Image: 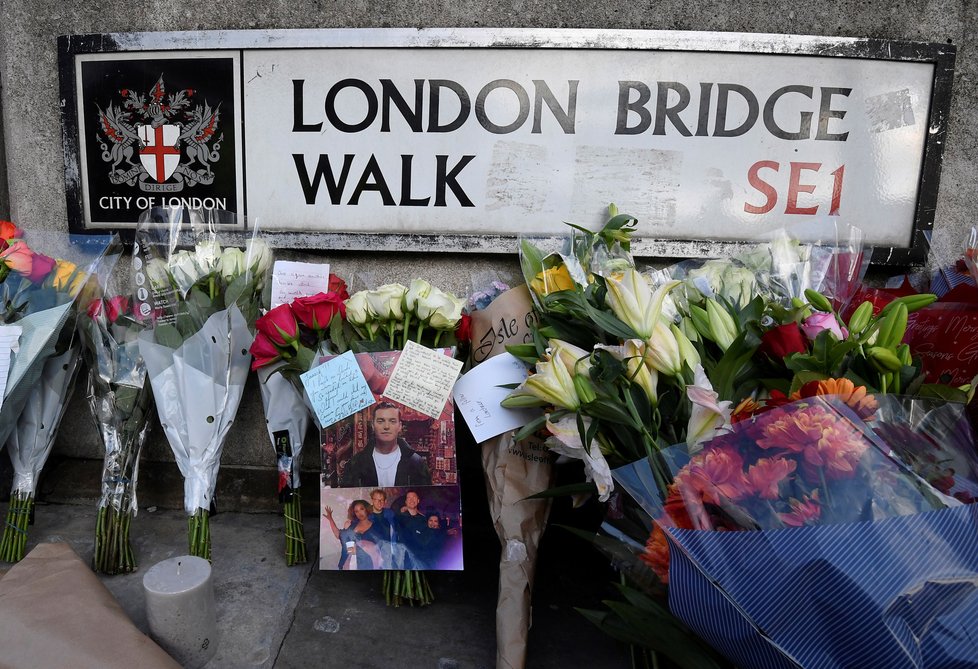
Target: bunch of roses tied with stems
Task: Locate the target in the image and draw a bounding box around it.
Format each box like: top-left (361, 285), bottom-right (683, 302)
top-left (0, 225), bottom-right (114, 563)
top-left (250, 273), bottom-right (349, 566)
top-left (134, 207), bottom-right (271, 561)
top-left (78, 245), bottom-right (159, 574)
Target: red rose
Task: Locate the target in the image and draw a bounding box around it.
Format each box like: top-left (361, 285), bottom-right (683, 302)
top-left (455, 312), bottom-right (472, 342)
top-left (106, 295), bottom-right (130, 323)
top-left (87, 298), bottom-right (104, 320)
top-left (328, 274), bottom-right (349, 300)
top-left (758, 323), bottom-right (807, 360)
top-left (27, 252), bottom-right (56, 284)
top-left (292, 292), bottom-right (344, 331)
top-left (256, 303), bottom-right (299, 347)
top-left (250, 330), bottom-right (283, 370)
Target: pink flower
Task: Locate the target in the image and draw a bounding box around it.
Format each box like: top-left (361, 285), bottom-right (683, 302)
top-left (249, 331), bottom-right (283, 371)
top-left (683, 446), bottom-right (748, 504)
top-left (0, 240), bottom-right (34, 277)
top-left (757, 405), bottom-right (834, 455)
top-left (800, 312), bottom-right (847, 342)
top-left (802, 423), bottom-right (868, 481)
top-left (27, 252), bottom-right (56, 284)
top-left (292, 292), bottom-right (344, 331)
top-left (255, 303), bottom-right (299, 347)
top-left (779, 492), bottom-right (821, 527)
top-left (747, 456), bottom-right (797, 500)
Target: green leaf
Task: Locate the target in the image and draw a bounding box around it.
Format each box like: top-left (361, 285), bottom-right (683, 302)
top-left (224, 274), bottom-right (249, 311)
top-left (789, 370), bottom-right (830, 396)
top-left (155, 323), bottom-right (184, 349)
top-left (505, 343), bottom-right (540, 364)
top-left (512, 413), bottom-right (550, 441)
top-left (916, 383), bottom-right (969, 403)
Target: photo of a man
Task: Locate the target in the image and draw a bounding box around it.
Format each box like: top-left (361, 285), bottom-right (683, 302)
top-left (339, 402), bottom-right (431, 487)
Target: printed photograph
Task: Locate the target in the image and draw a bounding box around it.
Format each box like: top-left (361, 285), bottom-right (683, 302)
top-left (319, 486), bottom-right (463, 571)
top-left (321, 350), bottom-right (457, 488)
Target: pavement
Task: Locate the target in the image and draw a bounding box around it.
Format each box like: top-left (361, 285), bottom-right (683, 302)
top-left (0, 456), bottom-right (630, 669)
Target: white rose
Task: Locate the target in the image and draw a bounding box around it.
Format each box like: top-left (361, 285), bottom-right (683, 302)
top-left (245, 238), bottom-right (273, 283)
top-left (219, 247), bottom-right (247, 281)
top-left (404, 278), bottom-right (433, 314)
top-left (365, 283), bottom-right (408, 321)
top-left (419, 288), bottom-right (464, 330)
top-left (144, 257), bottom-right (171, 290)
top-left (168, 250), bottom-right (203, 294)
top-left (345, 290), bottom-right (373, 326)
top-left (194, 240), bottom-right (222, 273)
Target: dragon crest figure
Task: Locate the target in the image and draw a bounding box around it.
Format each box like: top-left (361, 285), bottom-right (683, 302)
top-left (96, 75), bottom-right (223, 190)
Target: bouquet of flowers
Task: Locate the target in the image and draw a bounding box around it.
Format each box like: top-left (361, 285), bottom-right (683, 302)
top-left (342, 280), bottom-right (468, 607)
top-left (134, 208), bottom-right (270, 560)
top-left (502, 207), bottom-right (702, 496)
top-left (501, 209), bottom-right (978, 666)
top-left (0, 225), bottom-right (115, 562)
top-left (77, 251), bottom-right (156, 574)
top-left (250, 273), bottom-right (349, 565)
top-left (613, 392), bottom-right (978, 669)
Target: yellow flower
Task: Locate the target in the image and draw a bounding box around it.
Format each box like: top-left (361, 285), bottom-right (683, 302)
top-left (51, 259), bottom-right (85, 295)
top-left (530, 264), bottom-right (575, 296)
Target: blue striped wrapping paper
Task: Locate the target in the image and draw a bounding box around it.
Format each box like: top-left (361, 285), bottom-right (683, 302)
top-left (614, 460), bottom-right (978, 669)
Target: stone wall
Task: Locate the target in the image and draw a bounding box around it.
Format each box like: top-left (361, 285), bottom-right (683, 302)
top-left (0, 1), bottom-right (976, 471)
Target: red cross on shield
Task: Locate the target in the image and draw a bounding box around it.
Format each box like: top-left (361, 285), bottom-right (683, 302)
top-left (138, 125), bottom-right (180, 183)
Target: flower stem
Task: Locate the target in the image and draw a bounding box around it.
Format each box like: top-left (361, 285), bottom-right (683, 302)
top-left (93, 505), bottom-right (137, 575)
top-left (283, 492), bottom-right (308, 566)
top-left (188, 508), bottom-right (211, 561)
top-left (383, 569), bottom-right (433, 607)
top-left (0, 492), bottom-right (33, 563)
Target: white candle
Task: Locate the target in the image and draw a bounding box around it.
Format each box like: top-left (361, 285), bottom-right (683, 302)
top-left (143, 555), bottom-right (219, 668)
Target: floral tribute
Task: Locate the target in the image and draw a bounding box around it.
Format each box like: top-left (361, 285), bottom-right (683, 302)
top-left (0, 224), bottom-right (114, 562)
top-left (250, 273), bottom-right (349, 566)
top-left (135, 209), bottom-right (270, 560)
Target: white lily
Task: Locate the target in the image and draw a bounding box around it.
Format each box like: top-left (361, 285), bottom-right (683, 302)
top-left (503, 356), bottom-right (580, 411)
top-left (685, 364), bottom-right (732, 452)
top-left (595, 339), bottom-right (658, 405)
top-left (646, 319), bottom-right (683, 377)
top-left (545, 413), bottom-right (613, 501)
top-left (605, 271), bottom-right (679, 339)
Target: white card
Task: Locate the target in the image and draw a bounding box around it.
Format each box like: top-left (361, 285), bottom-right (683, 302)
top-left (382, 340), bottom-right (463, 419)
top-left (270, 260), bottom-right (332, 308)
top-left (452, 352), bottom-right (542, 442)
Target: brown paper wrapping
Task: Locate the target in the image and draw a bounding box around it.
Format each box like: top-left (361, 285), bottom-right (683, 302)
top-left (0, 543), bottom-right (181, 669)
top-left (482, 433), bottom-right (554, 669)
top-left (470, 284), bottom-right (554, 669)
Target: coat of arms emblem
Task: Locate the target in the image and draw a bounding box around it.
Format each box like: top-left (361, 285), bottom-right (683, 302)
top-left (96, 76), bottom-right (222, 194)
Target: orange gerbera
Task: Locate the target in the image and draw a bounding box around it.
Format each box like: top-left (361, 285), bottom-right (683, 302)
top-left (791, 378), bottom-right (877, 419)
top-left (731, 397), bottom-right (765, 424)
top-left (640, 523), bottom-right (672, 583)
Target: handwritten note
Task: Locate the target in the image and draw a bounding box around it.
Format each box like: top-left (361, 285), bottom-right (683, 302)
top-left (0, 326), bottom-right (22, 407)
top-left (453, 352), bottom-right (542, 443)
top-left (470, 284), bottom-right (538, 365)
top-left (270, 260), bottom-right (332, 308)
top-left (383, 340), bottom-right (464, 419)
top-left (300, 350), bottom-right (376, 428)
